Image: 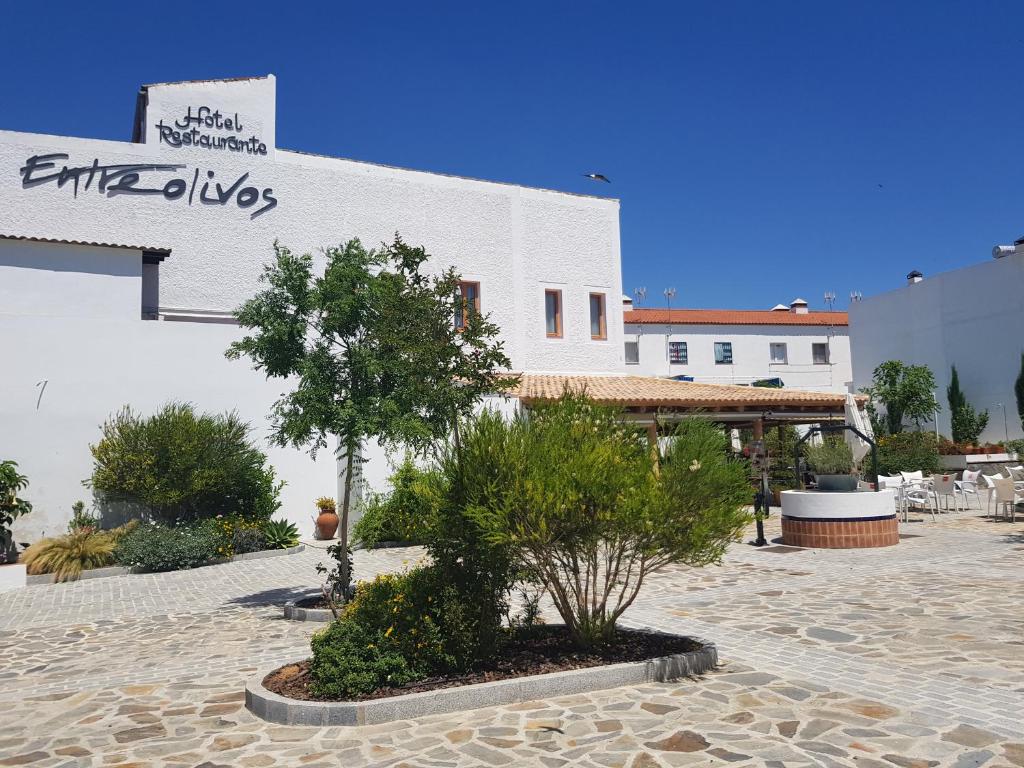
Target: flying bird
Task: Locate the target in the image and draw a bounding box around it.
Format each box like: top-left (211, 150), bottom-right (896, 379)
top-left (583, 173), bottom-right (610, 183)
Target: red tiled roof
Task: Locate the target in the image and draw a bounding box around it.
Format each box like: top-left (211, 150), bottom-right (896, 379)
top-left (514, 374), bottom-right (864, 410)
top-left (624, 309), bottom-right (848, 326)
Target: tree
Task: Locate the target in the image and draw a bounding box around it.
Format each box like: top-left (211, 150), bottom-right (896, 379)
top-left (946, 365), bottom-right (988, 445)
top-left (860, 360), bottom-right (938, 434)
top-left (227, 236), bottom-right (513, 600)
top-left (463, 394), bottom-right (752, 648)
top-left (1016, 352), bottom-right (1024, 433)
top-left (0, 460), bottom-right (32, 564)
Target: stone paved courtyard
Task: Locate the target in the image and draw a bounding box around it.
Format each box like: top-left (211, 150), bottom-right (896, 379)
top-left (2, 512), bottom-right (1023, 768)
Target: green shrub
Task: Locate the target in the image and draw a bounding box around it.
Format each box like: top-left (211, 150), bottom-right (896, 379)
top-left (263, 518), bottom-right (300, 549)
top-left (232, 526), bottom-right (269, 554)
top-left (88, 403), bottom-right (282, 525)
top-left (461, 395), bottom-right (752, 648)
top-left (876, 431), bottom-right (940, 476)
top-left (803, 438), bottom-right (855, 475)
top-left (352, 456), bottom-right (439, 547)
top-left (1006, 438), bottom-right (1024, 457)
top-left (1, 460), bottom-right (32, 564)
top-left (113, 522), bottom-right (220, 572)
top-left (309, 619), bottom-right (420, 699)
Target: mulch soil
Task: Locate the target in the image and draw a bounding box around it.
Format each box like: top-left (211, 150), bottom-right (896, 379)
top-left (263, 625), bottom-right (702, 702)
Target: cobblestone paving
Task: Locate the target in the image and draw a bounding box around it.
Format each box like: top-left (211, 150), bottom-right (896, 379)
top-left (2, 515), bottom-right (1023, 767)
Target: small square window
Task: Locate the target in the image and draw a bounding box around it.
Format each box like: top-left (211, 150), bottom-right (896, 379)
top-left (668, 341), bottom-right (688, 365)
top-left (812, 342), bottom-right (830, 365)
top-left (714, 341), bottom-right (733, 365)
top-left (625, 340), bottom-right (639, 364)
top-left (545, 289), bottom-right (562, 338)
top-left (589, 293), bottom-right (607, 340)
top-left (770, 342), bottom-right (788, 364)
top-left (455, 281), bottom-right (480, 330)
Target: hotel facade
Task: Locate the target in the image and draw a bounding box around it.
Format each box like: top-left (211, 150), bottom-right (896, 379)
top-left (0, 75), bottom-right (625, 539)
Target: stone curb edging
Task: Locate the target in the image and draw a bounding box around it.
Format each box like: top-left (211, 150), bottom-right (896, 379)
top-left (24, 544), bottom-right (306, 586)
top-left (283, 596), bottom-right (335, 622)
top-left (245, 638), bottom-right (717, 726)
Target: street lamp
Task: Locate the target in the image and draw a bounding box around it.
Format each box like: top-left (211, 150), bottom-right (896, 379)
top-left (663, 288), bottom-right (677, 367)
top-left (998, 403), bottom-right (1009, 443)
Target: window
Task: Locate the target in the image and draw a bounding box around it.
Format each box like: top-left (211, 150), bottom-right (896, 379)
top-left (668, 341), bottom-right (688, 364)
top-left (545, 289), bottom-right (562, 338)
top-left (455, 281), bottom-right (480, 330)
top-left (714, 341), bottom-right (733, 364)
top-left (625, 340), bottom-right (639, 364)
top-left (812, 342), bottom-right (830, 365)
top-left (589, 292), bottom-right (607, 340)
top-left (769, 342), bottom-right (788, 364)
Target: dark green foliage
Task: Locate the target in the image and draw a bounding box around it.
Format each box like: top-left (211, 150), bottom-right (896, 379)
top-left (308, 620), bottom-right (420, 699)
top-left (0, 460), bottom-right (32, 564)
top-left (352, 456), bottom-right (439, 546)
top-left (803, 438), bottom-right (855, 475)
top-left (232, 526), bottom-right (269, 555)
top-left (861, 361), bottom-right (938, 434)
top-left (947, 366), bottom-right (989, 445)
top-left (1016, 352), bottom-right (1024, 432)
top-left (876, 431), bottom-right (940, 476)
top-left (227, 237), bottom-right (514, 601)
top-left (113, 523), bottom-right (220, 572)
top-left (68, 501), bottom-right (100, 533)
top-left (89, 403), bottom-right (281, 525)
top-left (263, 518), bottom-right (300, 549)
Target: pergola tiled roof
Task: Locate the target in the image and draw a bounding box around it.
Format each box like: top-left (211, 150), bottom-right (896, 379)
top-left (513, 374), bottom-right (864, 422)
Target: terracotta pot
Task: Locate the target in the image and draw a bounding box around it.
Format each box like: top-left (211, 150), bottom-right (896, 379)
top-left (315, 511), bottom-right (339, 540)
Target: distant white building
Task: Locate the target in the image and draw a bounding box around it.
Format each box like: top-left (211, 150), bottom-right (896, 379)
top-left (623, 298), bottom-right (852, 394)
top-left (849, 246), bottom-right (1024, 443)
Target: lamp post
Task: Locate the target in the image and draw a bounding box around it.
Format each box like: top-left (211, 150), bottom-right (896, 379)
top-left (663, 288), bottom-right (676, 368)
top-left (998, 403), bottom-right (1009, 443)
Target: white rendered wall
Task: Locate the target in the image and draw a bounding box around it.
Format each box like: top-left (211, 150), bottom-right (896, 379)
top-left (623, 323), bottom-right (852, 394)
top-left (0, 75), bottom-right (624, 376)
top-left (849, 252), bottom-right (1024, 442)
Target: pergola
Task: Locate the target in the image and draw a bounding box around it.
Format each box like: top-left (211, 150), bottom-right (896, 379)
top-left (513, 374), bottom-right (866, 444)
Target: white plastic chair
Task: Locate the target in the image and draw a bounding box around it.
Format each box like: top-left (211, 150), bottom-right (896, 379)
top-left (982, 474), bottom-right (1002, 516)
top-left (878, 475), bottom-right (908, 520)
top-left (900, 470), bottom-right (924, 484)
top-left (956, 469), bottom-right (982, 509)
top-left (930, 473), bottom-right (960, 514)
top-left (991, 477), bottom-right (1020, 522)
top-left (903, 481), bottom-right (937, 521)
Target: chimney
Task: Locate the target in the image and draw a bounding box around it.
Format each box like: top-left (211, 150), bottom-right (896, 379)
top-left (622, 294), bottom-right (633, 308)
top-left (789, 298), bottom-right (809, 314)
top-left (770, 303), bottom-right (789, 312)
top-left (907, 270), bottom-right (923, 285)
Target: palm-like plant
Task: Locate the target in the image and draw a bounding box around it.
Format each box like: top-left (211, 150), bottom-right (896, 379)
top-left (263, 518), bottom-right (300, 549)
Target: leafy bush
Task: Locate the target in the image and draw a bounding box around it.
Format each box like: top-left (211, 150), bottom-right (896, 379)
top-left (1006, 438), bottom-right (1024, 457)
top-left (263, 518), bottom-right (300, 549)
top-left (876, 431), bottom-right (940, 476)
top-left (113, 522), bottom-right (220, 572)
top-left (20, 522), bottom-right (137, 581)
top-left (89, 403), bottom-right (282, 525)
top-left (352, 456), bottom-right (439, 546)
top-left (68, 501), bottom-right (100, 533)
top-left (462, 395), bottom-right (752, 648)
top-left (232, 526), bottom-right (269, 555)
top-left (196, 515), bottom-right (268, 557)
top-left (309, 566), bottom-right (468, 697)
top-left (1, 460), bottom-right (32, 564)
top-left (803, 438), bottom-right (855, 475)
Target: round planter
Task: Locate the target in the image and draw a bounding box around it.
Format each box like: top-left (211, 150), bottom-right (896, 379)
top-left (315, 511), bottom-right (339, 540)
top-left (781, 489), bottom-right (898, 549)
top-left (815, 474), bottom-right (858, 492)
top-left (283, 595), bottom-right (334, 622)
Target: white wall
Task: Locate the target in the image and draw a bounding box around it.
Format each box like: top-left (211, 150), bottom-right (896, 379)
top-left (0, 75), bottom-right (624, 376)
top-left (0, 310), bottom-right (339, 543)
top-left (623, 323), bottom-right (852, 393)
top-left (849, 252), bottom-right (1024, 442)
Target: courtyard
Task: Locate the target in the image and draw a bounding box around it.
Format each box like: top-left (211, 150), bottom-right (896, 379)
top-left (1, 513), bottom-right (1022, 768)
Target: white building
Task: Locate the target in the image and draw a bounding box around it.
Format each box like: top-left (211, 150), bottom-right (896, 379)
top-left (623, 299), bottom-right (852, 393)
top-left (0, 75), bottom-right (624, 539)
top-left (849, 247), bottom-right (1024, 443)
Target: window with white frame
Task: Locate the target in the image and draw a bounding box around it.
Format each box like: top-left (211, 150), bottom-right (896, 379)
top-left (714, 341), bottom-right (733, 364)
top-left (624, 340), bottom-right (639, 364)
top-left (668, 340), bottom-right (687, 364)
top-left (769, 342), bottom-right (788, 364)
top-left (812, 342), bottom-right (830, 365)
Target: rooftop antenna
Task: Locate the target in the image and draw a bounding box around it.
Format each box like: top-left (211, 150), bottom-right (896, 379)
top-left (663, 287), bottom-right (677, 311)
top-left (823, 291), bottom-right (836, 311)
top-left (849, 290), bottom-right (863, 303)
top-left (633, 287), bottom-right (647, 308)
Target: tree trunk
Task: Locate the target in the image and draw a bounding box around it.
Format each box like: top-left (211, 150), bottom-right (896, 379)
top-left (338, 437), bottom-right (356, 600)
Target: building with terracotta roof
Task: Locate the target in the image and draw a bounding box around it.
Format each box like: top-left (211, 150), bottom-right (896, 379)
top-left (623, 298), bottom-right (852, 394)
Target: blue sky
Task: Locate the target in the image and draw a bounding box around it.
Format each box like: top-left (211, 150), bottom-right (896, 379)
top-left (3, 2), bottom-right (1022, 310)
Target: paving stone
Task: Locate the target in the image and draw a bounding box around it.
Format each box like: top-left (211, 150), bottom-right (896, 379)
top-left (943, 725), bottom-right (1002, 748)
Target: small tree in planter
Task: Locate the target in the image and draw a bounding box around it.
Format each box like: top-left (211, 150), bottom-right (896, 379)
top-left (464, 394), bottom-right (752, 649)
top-left (947, 366), bottom-right (988, 448)
top-left (228, 236), bottom-right (512, 602)
top-left (1, 461), bottom-right (32, 564)
top-left (803, 439), bottom-right (856, 491)
top-left (861, 360), bottom-right (938, 435)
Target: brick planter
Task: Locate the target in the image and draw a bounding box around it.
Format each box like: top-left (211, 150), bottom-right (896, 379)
top-left (781, 515), bottom-right (898, 548)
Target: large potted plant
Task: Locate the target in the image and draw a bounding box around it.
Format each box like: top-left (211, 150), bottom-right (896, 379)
top-left (314, 497), bottom-right (339, 540)
top-left (1, 460), bottom-right (32, 592)
top-left (804, 439), bottom-right (857, 492)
